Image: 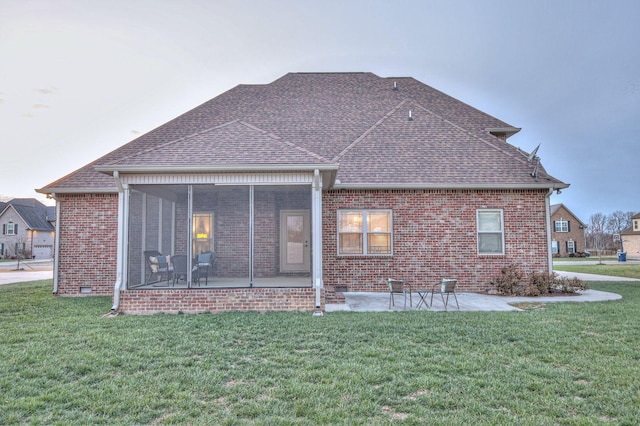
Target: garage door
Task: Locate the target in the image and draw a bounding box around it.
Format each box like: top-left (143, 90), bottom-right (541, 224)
top-left (33, 245), bottom-right (52, 259)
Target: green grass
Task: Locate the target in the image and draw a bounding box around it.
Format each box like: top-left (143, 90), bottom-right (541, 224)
top-left (2, 280), bottom-right (640, 424)
top-left (553, 263), bottom-right (640, 279)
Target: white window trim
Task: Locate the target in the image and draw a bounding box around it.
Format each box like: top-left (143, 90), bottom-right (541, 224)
top-left (337, 209), bottom-right (393, 256)
top-left (6, 223), bottom-right (16, 235)
top-left (477, 209), bottom-right (505, 255)
top-left (567, 240), bottom-right (576, 254)
top-left (554, 220), bottom-right (569, 233)
top-left (552, 240), bottom-right (559, 254)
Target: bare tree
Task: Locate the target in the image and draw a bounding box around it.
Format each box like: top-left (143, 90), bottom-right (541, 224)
top-left (587, 212), bottom-right (607, 264)
top-left (607, 211), bottom-right (634, 252)
top-left (13, 236), bottom-right (26, 270)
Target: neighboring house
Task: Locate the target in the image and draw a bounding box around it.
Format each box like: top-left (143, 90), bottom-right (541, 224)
top-left (550, 204), bottom-right (587, 257)
top-left (620, 212), bottom-right (640, 258)
top-left (38, 72), bottom-right (568, 313)
top-left (0, 198), bottom-right (56, 259)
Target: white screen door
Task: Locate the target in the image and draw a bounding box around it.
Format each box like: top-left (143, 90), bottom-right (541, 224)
top-left (280, 210), bottom-right (310, 273)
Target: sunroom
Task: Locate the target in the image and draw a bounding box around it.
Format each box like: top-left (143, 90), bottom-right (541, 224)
top-left (102, 168), bottom-right (333, 312)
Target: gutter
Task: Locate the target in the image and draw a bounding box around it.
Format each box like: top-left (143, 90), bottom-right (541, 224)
top-left (545, 188), bottom-right (554, 274)
top-left (110, 171), bottom-right (125, 312)
top-left (51, 193), bottom-right (61, 294)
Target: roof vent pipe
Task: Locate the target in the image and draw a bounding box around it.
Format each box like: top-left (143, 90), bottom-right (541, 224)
top-left (408, 110), bottom-right (413, 121)
top-left (393, 81), bottom-right (398, 91)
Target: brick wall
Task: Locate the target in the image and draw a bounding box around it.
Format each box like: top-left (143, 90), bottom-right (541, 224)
top-left (56, 187), bottom-right (551, 311)
top-left (55, 193), bottom-right (118, 296)
top-left (118, 287), bottom-right (322, 314)
top-left (322, 189), bottom-right (550, 302)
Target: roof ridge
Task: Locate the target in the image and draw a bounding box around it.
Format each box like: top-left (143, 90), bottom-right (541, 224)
top-left (331, 100), bottom-right (409, 162)
top-left (237, 121), bottom-right (332, 163)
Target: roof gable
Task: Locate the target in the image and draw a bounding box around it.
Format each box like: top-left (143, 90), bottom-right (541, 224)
top-left (105, 120), bottom-right (332, 168)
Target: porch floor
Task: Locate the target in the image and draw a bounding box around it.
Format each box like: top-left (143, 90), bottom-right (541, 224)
top-left (132, 275), bottom-right (311, 290)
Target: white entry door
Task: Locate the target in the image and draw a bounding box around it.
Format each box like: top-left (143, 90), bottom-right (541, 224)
top-left (280, 210), bottom-right (310, 273)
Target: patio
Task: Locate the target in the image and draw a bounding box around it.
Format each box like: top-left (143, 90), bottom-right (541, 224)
top-left (326, 289), bottom-right (622, 312)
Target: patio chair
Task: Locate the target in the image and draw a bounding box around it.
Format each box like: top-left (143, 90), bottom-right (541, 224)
top-left (430, 278), bottom-right (459, 310)
top-left (172, 254), bottom-right (200, 286)
top-left (388, 278), bottom-right (411, 309)
top-left (195, 251), bottom-right (215, 285)
top-left (144, 250), bottom-right (173, 285)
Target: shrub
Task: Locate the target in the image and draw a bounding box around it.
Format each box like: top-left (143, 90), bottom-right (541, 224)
top-left (491, 265), bottom-right (588, 296)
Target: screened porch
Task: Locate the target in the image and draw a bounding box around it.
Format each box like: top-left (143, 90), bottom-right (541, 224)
top-left (125, 184), bottom-right (313, 289)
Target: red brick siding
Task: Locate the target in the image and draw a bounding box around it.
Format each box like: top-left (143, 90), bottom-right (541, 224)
top-left (55, 193), bottom-right (118, 296)
top-left (118, 287), bottom-right (322, 314)
top-left (322, 189), bottom-right (550, 302)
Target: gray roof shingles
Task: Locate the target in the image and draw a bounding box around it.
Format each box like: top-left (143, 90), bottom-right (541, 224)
top-left (38, 72), bottom-right (567, 193)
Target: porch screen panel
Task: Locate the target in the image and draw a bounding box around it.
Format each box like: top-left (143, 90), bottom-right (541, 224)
top-left (127, 185), bottom-right (186, 289)
top-left (254, 185), bottom-right (311, 284)
top-left (194, 185), bottom-right (250, 284)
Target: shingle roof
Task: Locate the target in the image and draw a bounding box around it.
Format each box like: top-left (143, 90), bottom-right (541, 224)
top-left (38, 72), bottom-right (567, 193)
top-left (1, 199), bottom-right (54, 231)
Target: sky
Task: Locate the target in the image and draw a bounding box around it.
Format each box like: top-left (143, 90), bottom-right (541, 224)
top-left (1, 0), bottom-right (638, 222)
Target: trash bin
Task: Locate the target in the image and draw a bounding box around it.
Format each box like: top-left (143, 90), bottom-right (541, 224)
top-left (618, 252), bottom-right (627, 262)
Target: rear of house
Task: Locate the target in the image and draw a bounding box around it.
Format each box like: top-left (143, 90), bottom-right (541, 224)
top-left (38, 73), bottom-right (568, 313)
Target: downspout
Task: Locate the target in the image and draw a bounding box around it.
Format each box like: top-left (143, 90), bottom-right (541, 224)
top-left (111, 171), bottom-right (125, 312)
top-left (52, 193), bottom-right (61, 294)
top-left (312, 169), bottom-right (323, 313)
top-left (545, 188), bottom-right (553, 274)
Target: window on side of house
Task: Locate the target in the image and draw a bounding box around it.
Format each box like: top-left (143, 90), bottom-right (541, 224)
top-left (567, 240), bottom-right (575, 254)
top-left (554, 220), bottom-right (569, 232)
top-left (3, 223), bottom-right (17, 235)
top-left (552, 240), bottom-right (559, 254)
top-left (338, 210), bottom-right (392, 255)
top-left (477, 209), bottom-right (504, 255)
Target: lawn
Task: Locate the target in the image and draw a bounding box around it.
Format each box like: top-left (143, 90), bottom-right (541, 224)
top-left (2, 280), bottom-right (639, 424)
top-left (553, 263), bottom-right (640, 280)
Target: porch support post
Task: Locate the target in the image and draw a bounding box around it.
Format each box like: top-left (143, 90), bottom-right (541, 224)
top-left (312, 169), bottom-right (323, 309)
top-left (111, 172), bottom-right (128, 312)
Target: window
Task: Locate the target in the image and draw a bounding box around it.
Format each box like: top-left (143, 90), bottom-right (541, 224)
top-left (192, 212), bottom-right (214, 255)
top-left (554, 220), bottom-right (569, 232)
top-left (634, 220), bottom-right (638, 231)
top-left (338, 210), bottom-right (392, 255)
top-left (477, 209), bottom-right (504, 255)
top-left (552, 240), bottom-right (559, 254)
top-left (567, 240), bottom-right (575, 254)
top-left (3, 222), bottom-right (17, 235)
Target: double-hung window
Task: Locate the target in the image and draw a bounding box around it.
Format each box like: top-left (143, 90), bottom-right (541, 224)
top-left (554, 220), bottom-right (569, 232)
top-left (3, 223), bottom-right (17, 235)
top-left (338, 210), bottom-right (392, 255)
top-left (477, 209), bottom-right (504, 255)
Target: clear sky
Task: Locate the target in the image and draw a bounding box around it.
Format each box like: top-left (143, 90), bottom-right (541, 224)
top-left (1, 0), bottom-right (638, 221)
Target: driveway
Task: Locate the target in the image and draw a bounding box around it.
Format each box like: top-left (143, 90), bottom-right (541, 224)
top-left (0, 259), bottom-right (53, 286)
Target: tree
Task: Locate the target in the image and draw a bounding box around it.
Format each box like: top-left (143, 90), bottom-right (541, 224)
top-left (606, 211), bottom-right (634, 252)
top-left (587, 212), bottom-right (607, 264)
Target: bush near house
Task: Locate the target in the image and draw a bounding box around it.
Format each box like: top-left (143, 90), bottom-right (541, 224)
top-left (491, 264), bottom-right (588, 296)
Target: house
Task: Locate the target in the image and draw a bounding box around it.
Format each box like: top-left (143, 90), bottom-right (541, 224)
top-left (37, 72), bottom-right (568, 313)
top-left (0, 198), bottom-right (56, 259)
top-left (550, 204), bottom-right (587, 257)
top-left (620, 212), bottom-right (640, 258)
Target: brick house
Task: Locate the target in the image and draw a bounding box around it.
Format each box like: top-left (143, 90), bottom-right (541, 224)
top-left (620, 212), bottom-right (640, 258)
top-left (0, 198), bottom-right (56, 259)
top-left (550, 204), bottom-right (587, 257)
top-left (37, 73), bottom-right (568, 314)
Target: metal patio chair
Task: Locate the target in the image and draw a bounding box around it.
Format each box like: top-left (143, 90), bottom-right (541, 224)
top-left (430, 278), bottom-right (459, 310)
top-left (388, 278), bottom-right (411, 309)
